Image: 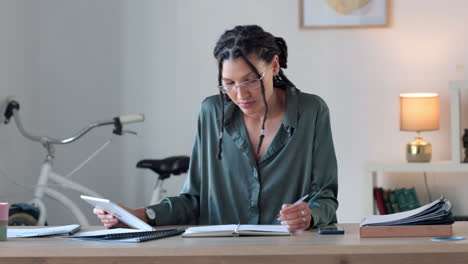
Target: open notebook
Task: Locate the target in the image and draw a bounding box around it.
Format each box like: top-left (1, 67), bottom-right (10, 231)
top-left (182, 224), bottom-right (289, 237)
top-left (360, 197), bottom-right (454, 227)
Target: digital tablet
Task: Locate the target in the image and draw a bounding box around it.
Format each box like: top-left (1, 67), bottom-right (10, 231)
top-left (80, 195), bottom-right (155, 231)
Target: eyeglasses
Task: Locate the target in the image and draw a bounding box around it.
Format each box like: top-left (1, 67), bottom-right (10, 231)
top-left (218, 72), bottom-right (265, 94)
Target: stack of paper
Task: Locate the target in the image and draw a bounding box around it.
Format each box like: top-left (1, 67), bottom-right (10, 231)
top-left (361, 197), bottom-right (453, 227)
top-left (8, 224), bottom-right (81, 238)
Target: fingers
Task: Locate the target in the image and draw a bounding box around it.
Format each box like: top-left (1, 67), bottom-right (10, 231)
top-left (280, 214), bottom-right (312, 230)
top-left (277, 202), bottom-right (311, 220)
top-left (279, 202), bottom-right (310, 216)
top-left (92, 207), bottom-right (120, 229)
top-left (277, 202), bottom-right (312, 230)
top-left (93, 208), bottom-right (107, 215)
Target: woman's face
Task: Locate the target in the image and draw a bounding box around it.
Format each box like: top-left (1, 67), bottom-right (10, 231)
top-left (221, 56), bottom-right (279, 117)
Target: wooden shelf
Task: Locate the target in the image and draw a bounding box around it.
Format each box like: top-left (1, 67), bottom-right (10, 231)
top-left (367, 160), bottom-right (468, 173)
top-left (450, 80), bottom-right (468, 163)
top-left (365, 81), bottom-right (468, 215)
top-left (365, 161), bottom-right (468, 215)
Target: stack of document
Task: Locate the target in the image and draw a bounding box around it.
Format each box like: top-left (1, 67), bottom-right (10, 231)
top-left (360, 197), bottom-right (454, 227)
top-left (8, 224), bottom-right (81, 238)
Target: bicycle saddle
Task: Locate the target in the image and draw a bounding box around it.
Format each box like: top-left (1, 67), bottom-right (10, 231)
top-left (136, 156), bottom-right (190, 180)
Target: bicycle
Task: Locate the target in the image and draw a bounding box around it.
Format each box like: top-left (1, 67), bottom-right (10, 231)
top-left (136, 155), bottom-right (190, 205)
top-left (1, 97), bottom-right (144, 226)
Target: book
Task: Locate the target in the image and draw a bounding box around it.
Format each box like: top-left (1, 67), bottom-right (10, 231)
top-left (405, 187), bottom-right (420, 210)
top-left (64, 228), bottom-right (185, 242)
top-left (360, 197), bottom-right (454, 238)
top-left (395, 188), bottom-right (410, 212)
top-left (382, 189), bottom-right (393, 214)
top-left (388, 190), bottom-right (400, 213)
top-left (8, 224), bottom-right (81, 238)
top-left (182, 224), bottom-right (289, 237)
top-left (373, 187), bottom-right (387, 215)
top-left (378, 187), bottom-right (420, 214)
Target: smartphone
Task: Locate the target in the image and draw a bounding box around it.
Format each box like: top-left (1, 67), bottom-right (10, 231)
top-left (317, 226), bottom-right (345, 235)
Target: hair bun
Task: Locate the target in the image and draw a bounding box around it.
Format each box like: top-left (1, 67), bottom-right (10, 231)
top-left (275, 37), bottom-right (288, 69)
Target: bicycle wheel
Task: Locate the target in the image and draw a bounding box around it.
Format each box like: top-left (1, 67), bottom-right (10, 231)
top-left (8, 212), bottom-right (38, 226)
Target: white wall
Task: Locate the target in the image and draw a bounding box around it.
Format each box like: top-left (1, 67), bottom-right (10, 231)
top-left (0, 0), bottom-right (128, 225)
top-left (0, 0), bottom-right (36, 209)
top-left (2, 0), bottom-right (468, 225)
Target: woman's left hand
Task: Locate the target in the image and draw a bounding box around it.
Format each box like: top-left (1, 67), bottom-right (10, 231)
top-left (277, 202), bottom-right (312, 230)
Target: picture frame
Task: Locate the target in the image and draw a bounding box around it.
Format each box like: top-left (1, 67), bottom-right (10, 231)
top-left (299, 0), bottom-right (388, 29)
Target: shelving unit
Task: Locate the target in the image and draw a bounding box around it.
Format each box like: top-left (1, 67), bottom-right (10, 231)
top-left (365, 81), bottom-right (468, 215)
top-left (366, 161), bottom-right (468, 215)
top-left (450, 80), bottom-right (468, 163)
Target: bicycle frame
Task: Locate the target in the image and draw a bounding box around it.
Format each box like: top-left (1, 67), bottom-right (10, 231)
top-left (150, 179), bottom-right (165, 205)
top-left (3, 98), bottom-right (144, 226)
top-left (31, 156), bottom-right (104, 226)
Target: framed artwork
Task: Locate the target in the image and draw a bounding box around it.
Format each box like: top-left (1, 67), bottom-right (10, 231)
top-left (299, 0), bottom-right (388, 28)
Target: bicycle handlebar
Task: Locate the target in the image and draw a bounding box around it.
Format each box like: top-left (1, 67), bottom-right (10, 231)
top-left (118, 114), bottom-right (144, 125)
top-left (3, 98), bottom-right (144, 146)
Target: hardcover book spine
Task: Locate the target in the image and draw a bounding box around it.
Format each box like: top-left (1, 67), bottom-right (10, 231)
top-left (382, 190), bottom-right (393, 214)
top-left (395, 188), bottom-right (409, 212)
top-left (405, 188), bottom-right (420, 210)
top-left (389, 190), bottom-right (400, 213)
top-left (374, 187), bottom-right (387, 215)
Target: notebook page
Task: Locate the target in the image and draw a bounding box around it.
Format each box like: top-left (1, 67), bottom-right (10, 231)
top-left (183, 225), bottom-right (237, 234)
top-left (238, 225), bottom-right (288, 233)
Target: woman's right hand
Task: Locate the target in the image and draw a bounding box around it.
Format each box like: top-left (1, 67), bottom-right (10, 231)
top-left (92, 205), bottom-right (149, 229)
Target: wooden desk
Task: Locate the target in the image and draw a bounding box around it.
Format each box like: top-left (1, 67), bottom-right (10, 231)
top-left (2, 223), bottom-right (468, 264)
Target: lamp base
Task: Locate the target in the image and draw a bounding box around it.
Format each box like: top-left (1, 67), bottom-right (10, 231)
top-left (406, 135), bottom-right (432, 162)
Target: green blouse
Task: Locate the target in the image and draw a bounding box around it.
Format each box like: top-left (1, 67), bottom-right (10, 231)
top-left (147, 86), bottom-right (338, 228)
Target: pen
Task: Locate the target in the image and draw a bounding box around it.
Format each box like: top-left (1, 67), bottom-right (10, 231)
top-left (276, 194), bottom-right (310, 218)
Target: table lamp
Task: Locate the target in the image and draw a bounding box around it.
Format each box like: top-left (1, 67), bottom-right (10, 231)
top-left (400, 93), bottom-right (440, 162)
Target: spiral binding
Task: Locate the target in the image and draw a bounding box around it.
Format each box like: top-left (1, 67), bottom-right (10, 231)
top-left (103, 228), bottom-right (185, 242)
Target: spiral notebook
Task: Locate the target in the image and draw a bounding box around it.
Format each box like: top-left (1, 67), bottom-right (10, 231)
top-left (64, 228), bottom-right (185, 242)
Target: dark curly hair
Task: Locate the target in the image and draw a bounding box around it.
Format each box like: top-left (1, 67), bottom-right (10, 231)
top-left (213, 25), bottom-right (295, 160)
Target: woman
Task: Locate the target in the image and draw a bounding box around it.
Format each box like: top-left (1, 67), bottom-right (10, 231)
top-left (94, 25), bottom-right (338, 230)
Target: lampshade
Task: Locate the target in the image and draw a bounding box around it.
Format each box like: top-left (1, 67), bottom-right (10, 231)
top-left (400, 93), bottom-right (440, 132)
